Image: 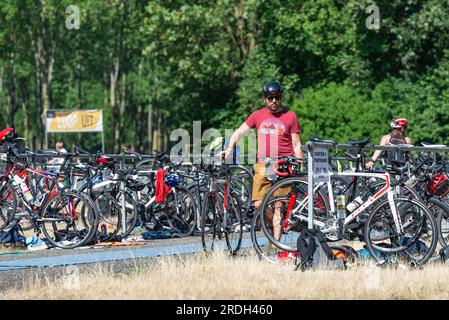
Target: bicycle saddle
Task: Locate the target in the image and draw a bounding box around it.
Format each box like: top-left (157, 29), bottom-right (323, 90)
top-left (309, 136), bottom-right (337, 145)
top-left (347, 138), bottom-right (371, 148)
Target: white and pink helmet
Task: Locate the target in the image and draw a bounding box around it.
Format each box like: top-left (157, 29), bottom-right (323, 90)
top-left (390, 118), bottom-right (409, 129)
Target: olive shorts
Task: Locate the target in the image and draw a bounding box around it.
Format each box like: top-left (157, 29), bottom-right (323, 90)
top-left (252, 163), bottom-right (291, 202)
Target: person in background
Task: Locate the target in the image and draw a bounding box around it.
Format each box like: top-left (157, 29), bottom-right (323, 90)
top-left (365, 117), bottom-right (412, 170)
top-left (48, 141), bottom-right (68, 165)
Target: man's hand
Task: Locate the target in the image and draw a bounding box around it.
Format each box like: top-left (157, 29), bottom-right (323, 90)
top-left (220, 148), bottom-right (233, 162)
top-left (365, 161), bottom-right (374, 170)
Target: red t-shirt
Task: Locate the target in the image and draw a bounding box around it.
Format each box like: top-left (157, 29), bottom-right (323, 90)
top-left (245, 107), bottom-right (300, 159)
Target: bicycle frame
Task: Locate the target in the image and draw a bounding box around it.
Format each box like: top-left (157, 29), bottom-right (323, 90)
top-left (2, 162), bottom-right (77, 230)
top-left (288, 171), bottom-right (404, 235)
top-left (204, 168), bottom-right (232, 231)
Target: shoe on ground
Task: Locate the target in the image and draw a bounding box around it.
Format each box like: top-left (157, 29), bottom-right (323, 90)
top-left (56, 237), bottom-right (80, 248)
top-left (122, 235), bottom-right (145, 242)
top-left (27, 239), bottom-right (49, 251)
top-left (196, 226), bottom-right (211, 233)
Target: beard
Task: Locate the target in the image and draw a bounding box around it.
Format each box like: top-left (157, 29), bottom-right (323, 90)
top-left (267, 104), bottom-right (281, 113)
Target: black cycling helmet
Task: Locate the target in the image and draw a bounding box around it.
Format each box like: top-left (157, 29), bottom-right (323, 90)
top-left (262, 80), bottom-right (283, 97)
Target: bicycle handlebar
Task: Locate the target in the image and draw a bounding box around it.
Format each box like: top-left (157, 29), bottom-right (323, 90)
top-left (122, 147), bottom-right (142, 160)
top-left (271, 157), bottom-right (302, 177)
top-left (272, 159), bottom-right (290, 177)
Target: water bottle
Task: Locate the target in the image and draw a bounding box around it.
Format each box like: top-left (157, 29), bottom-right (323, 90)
top-left (13, 175), bottom-right (33, 202)
top-left (335, 194), bottom-right (346, 220)
top-left (346, 196), bottom-right (364, 213)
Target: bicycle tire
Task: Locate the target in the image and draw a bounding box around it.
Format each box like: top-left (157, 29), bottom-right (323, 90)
top-left (250, 209), bottom-right (279, 263)
top-left (112, 189), bottom-right (139, 238)
top-left (39, 190), bottom-right (99, 249)
top-left (259, 177), bottom-right (330, 252)
top-left (165, 186), bottom-right (197, 237)
top-left (90, 191), bottom-right (122, 241)
top-left (187, 182), bottom-right (208, 236)
top-left (79, 180), bottom-right (138, 240)
top-left (230, 165), bottom-right (253, 221)
top-left (431, 198), bottom-right (449, 248)
top-left (0, 181), bottom-right (17, 229)
top-left (201, 193), bottom-right (216, 252)
top-left (364, 196), bottom-right (438, 266)
top-left (224, 191), bottom-right (243, 255)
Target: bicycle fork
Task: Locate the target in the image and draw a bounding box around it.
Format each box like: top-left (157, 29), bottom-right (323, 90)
top-left (222, 180), bottom-right (229, 234)
top-left (388, 190), bottom-right (405, 235)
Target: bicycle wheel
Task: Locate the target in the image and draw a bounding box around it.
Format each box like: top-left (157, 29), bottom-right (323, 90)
top-left (165, 186), bottom-right (197, 237)
top-left (364, 196), bottom-right (438, 266)
top-left (260, 177), bottom-right (330, 252)
top-left (201, 193), bottom-right (217, 252)
top-left (251, 209), bottom-right (278, 263)
top-left (224, 191), bottom-right (243, 255)
top-left (230, 165), bottom-right (253, 222)
top-left (187, 183), bottom-right (207, 236)
top-left (91, 191), bottom-right (121, 241)
top-left (39, 190), bottom-right (98, 249)
top-left (0, 181), bottom-right (17, 229)
top-left (433, 198), bottom-right (449, 248)
top-left (112, 189), bottom-right (139, 238)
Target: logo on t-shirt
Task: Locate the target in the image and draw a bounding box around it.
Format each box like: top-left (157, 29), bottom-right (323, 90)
top-left (259, 118), bottom-right (286, 136)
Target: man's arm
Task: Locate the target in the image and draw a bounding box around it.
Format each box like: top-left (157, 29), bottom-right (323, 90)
top-left (365, 134), bottom-right (389, 169)
top-left (223, 122), bottom-right (251, 159)
top-left (372, 134), bottom-right (390, 161)
top-left (291, 133), bottom-right (304, 166)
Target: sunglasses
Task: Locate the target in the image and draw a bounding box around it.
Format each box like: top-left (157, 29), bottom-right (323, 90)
top-left (266, 95), bottom-right (282, 101)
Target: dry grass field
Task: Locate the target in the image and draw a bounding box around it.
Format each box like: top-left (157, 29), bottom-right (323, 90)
top-left (1, 251), bottom-right (449, 300)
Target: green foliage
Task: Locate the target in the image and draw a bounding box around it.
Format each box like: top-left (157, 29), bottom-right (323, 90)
top-left (0, 0), bottom-right (448, 152)
top-left (291, 83), bottom-right (370, 143)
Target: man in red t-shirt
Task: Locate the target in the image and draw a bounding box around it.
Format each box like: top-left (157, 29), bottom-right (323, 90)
top-left (223, 81), bottom-right (303, 257)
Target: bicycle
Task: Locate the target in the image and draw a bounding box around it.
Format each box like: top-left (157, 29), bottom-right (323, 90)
top-left (0, 145), bottom-right (99, 249)
top-left (73, 147), bottom-right (139, 241)
top-left (259, 137), bottom-right (438, 266)
top-left (200, 155), bottom-right (243, 255)
top-left (130, 149), bottom-right (198, 237)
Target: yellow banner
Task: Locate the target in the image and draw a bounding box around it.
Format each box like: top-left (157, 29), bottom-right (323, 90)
top-left (46, 110), bottom-right (103, 132)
